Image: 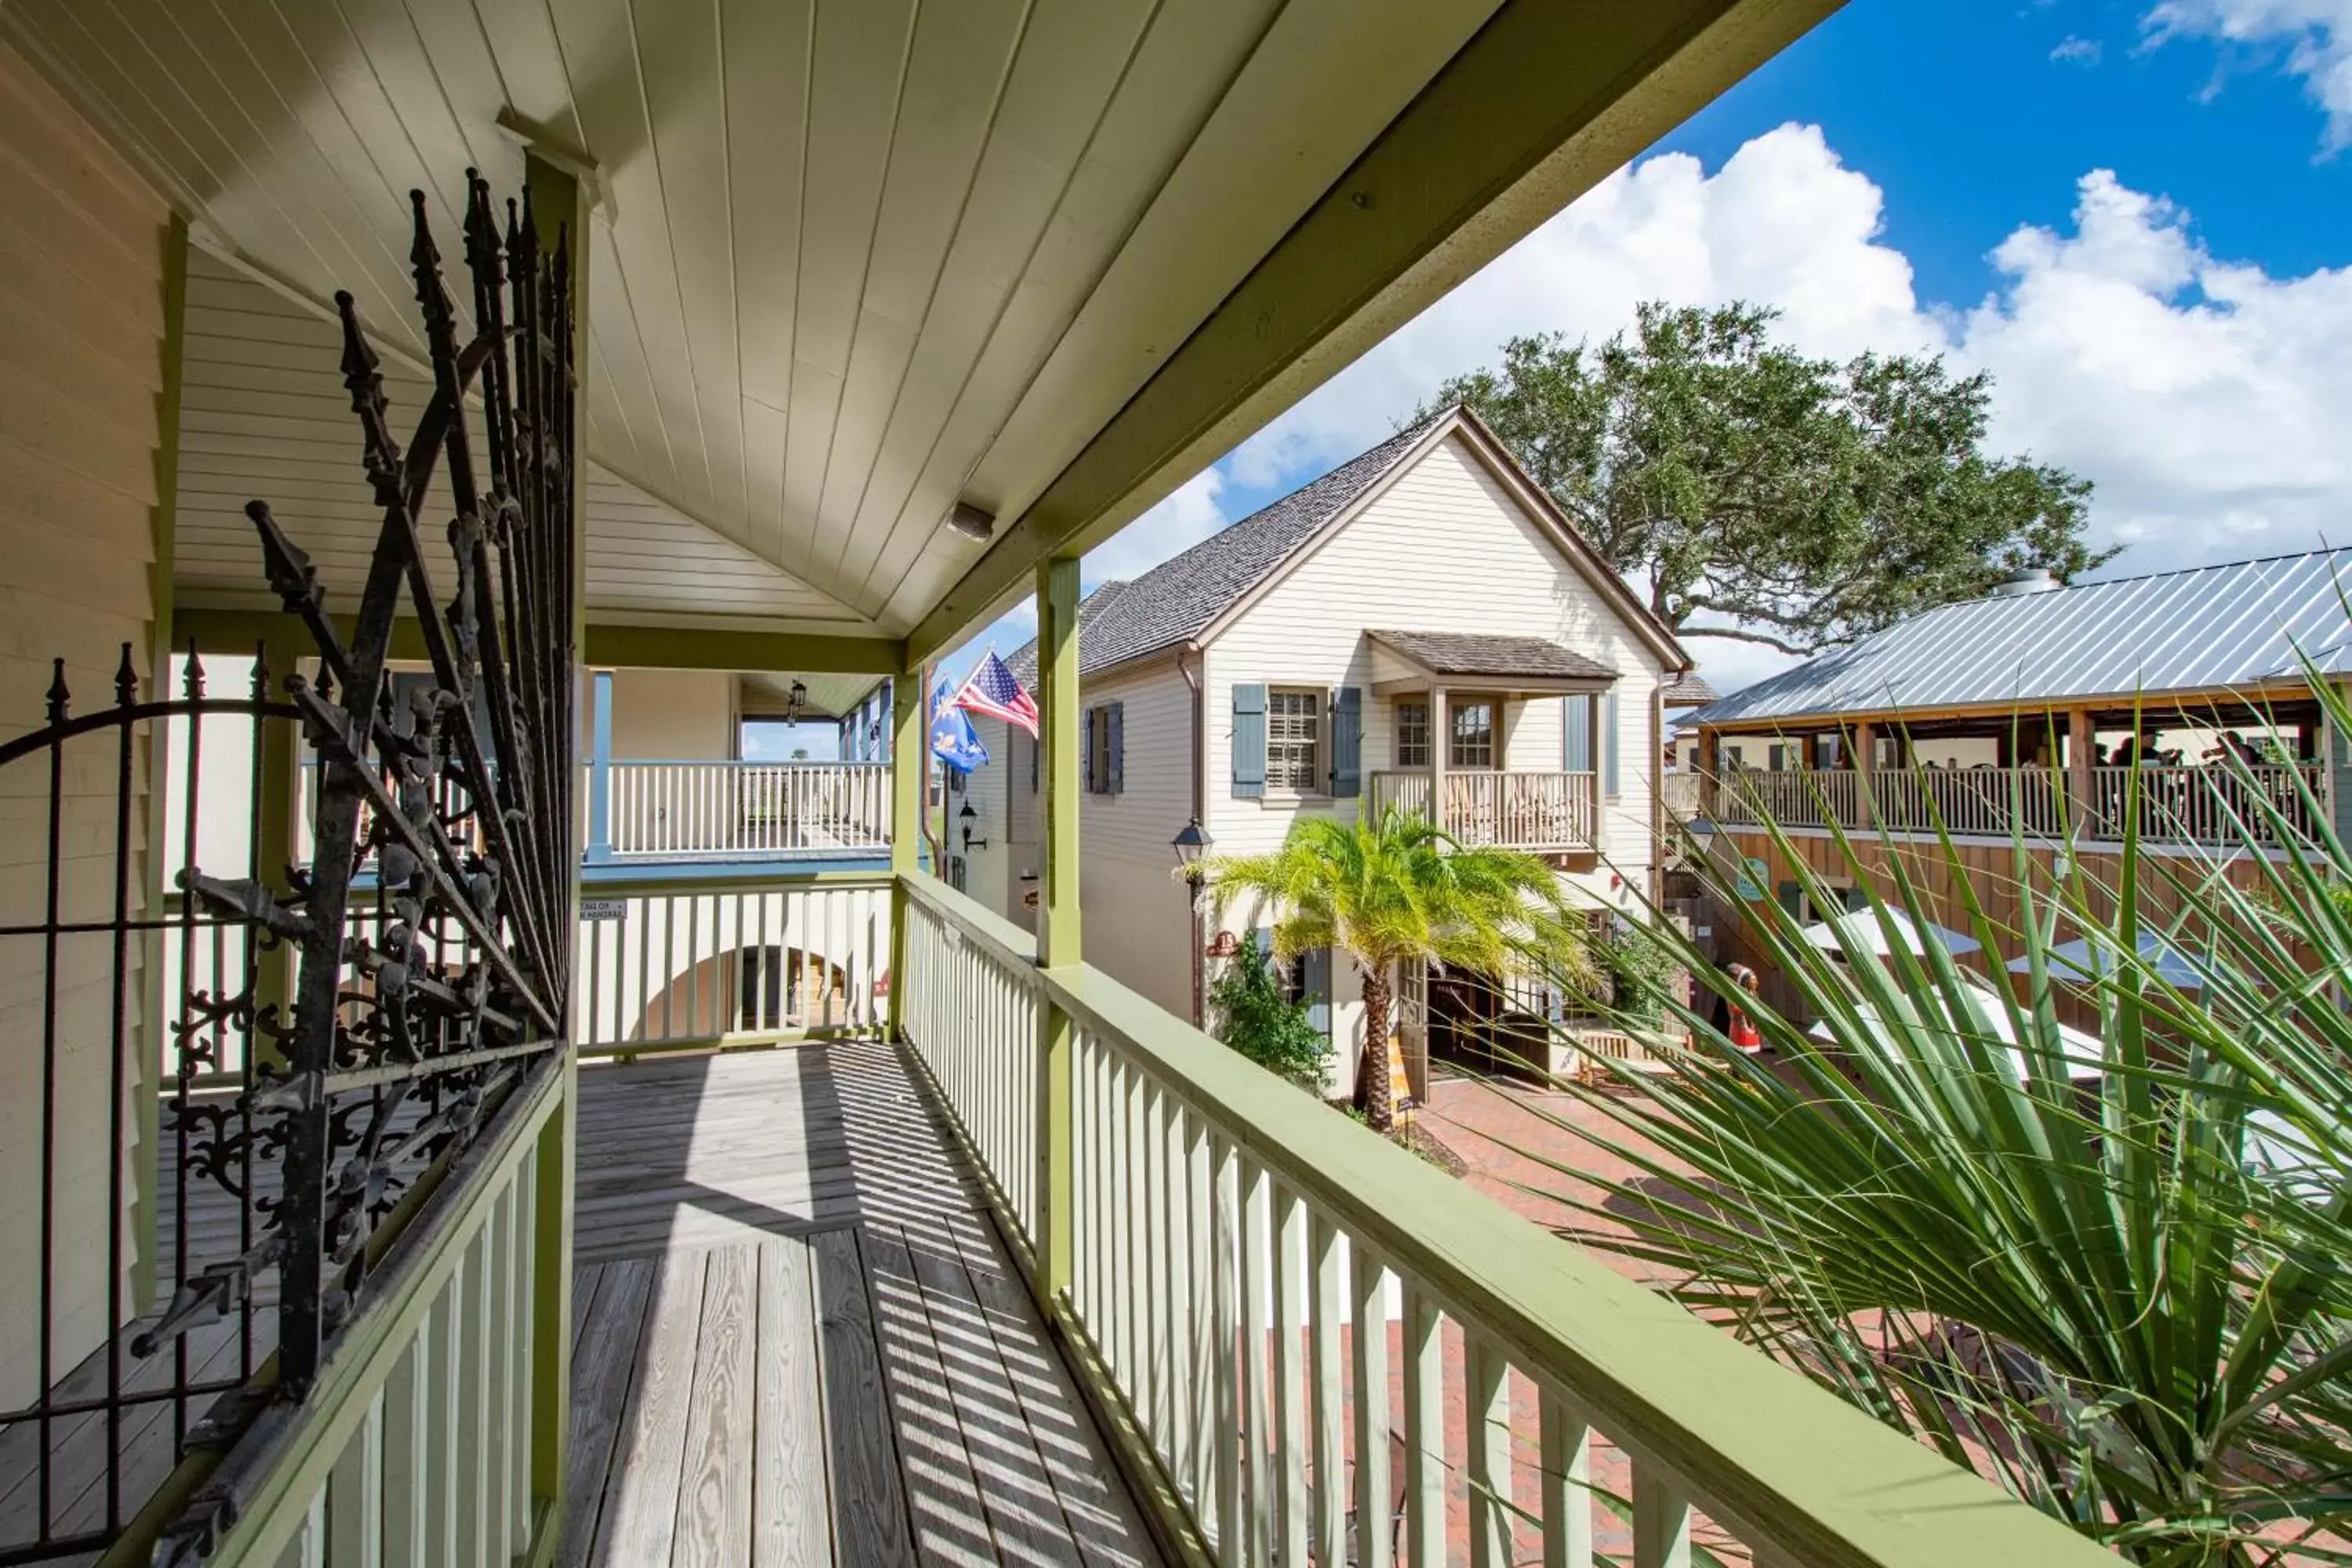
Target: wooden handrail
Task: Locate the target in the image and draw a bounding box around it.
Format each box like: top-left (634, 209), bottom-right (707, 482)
top-left (895, 871), bottom-right (2114, 1568)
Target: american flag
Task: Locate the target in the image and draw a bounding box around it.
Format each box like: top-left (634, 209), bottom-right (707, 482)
top-left (952, 651), bottom-right (1040, 739)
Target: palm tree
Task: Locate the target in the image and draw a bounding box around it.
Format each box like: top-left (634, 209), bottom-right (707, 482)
top-left (1494, 687), bottom-right (2352, 1563)
top-left (1196, 806), bottom-right (1586, 1133)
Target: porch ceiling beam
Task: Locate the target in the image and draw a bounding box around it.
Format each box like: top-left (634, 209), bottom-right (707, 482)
top-left (175, 608), bottom-right (906, 677)
top-left (907, 0), bottom-right (1840, 662)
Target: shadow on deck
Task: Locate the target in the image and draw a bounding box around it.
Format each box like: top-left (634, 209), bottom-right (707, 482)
top-left (561, 1041), bottom-right (1161, 1568)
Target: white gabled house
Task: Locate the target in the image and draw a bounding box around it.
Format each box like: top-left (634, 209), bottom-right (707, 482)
top-left (964, 406), bottom-right (1693, 1098)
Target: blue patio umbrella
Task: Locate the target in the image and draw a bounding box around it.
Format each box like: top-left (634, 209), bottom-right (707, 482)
top-left (2005, 932), bottom-right (2205, 989)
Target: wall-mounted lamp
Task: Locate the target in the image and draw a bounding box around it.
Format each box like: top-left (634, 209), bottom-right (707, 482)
top-left (959, 797), bottom-right (988, 852)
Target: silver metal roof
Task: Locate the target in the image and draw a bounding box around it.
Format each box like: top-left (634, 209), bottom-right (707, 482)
top-left (1687, 549), bottom-right (2352, 728)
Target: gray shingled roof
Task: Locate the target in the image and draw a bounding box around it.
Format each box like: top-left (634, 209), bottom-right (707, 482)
top-left (1004, 414), bottom-right (1442, 682)
top-left (1686, 548), bottom-right (2352, 728)
top-left (1660, 673), bottom-right (1719, 706)
top-left (1004, 579), bottom-right (1132, 689)
top-left (1366, 630), bottom-right (1614, 681)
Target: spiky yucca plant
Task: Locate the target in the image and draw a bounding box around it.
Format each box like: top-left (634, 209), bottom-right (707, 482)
top-left (1196, 806), bottom-right (1585, 1133)
top-left (1484, 677), bottom-right (2352, 1565)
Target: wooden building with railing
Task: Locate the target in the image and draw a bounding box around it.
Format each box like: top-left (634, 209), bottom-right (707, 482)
top-left (1682, 554), bottom-right (2352, 1015)
top-left (0, 3), bottom-right (2130, 1566)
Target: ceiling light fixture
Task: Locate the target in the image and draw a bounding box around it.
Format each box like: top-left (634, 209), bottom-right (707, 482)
top-left (946, 501), bottom-right (995, 543)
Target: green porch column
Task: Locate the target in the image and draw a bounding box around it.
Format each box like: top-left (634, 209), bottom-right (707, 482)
top-left (889, 673), bottom-right (924, 1041)
top-left (1036, 555), bottom-right (1081, 1305)
top-left (526, 146), bottom-right (592, 1534)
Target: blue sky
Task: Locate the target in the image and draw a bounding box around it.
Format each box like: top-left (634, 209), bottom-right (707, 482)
top-left (946, 0), bottom-right (2352, 697)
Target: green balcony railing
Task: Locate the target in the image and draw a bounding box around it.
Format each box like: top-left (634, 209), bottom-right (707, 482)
top-left (895, 872), bottom-right (2120, 1568)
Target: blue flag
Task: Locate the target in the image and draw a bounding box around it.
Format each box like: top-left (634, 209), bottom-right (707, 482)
top-left (930, 681), bottom-right (989, 774)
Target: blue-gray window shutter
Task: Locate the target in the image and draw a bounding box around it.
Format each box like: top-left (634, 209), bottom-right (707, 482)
top-left (1029, 731), bottom-right (1037, 793)
top-left (1563, 694), bottom-right (1592, 773)
top-left (1107, 702), bottom-right (1125, 795)
top-left (1232, 683), bottom-right (1266, 797)
top-left (1083, 707), bottom-right (1096, 793)
top-left (1302, 947), bottom-right (1330, 1037)
top-left (1602, 691), bottom-right (1621, 797)
top-left (1331, 687), bottom-right (1362, 797)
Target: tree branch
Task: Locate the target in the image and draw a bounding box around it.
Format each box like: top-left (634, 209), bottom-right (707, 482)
top-left (1674, 624), bottom-right (1820, 655)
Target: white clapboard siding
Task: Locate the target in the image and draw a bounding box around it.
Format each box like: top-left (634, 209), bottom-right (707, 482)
top-left (171, 249), bottom-right (873, 630)
top-left (1207, 430), bottom-right (1668, 878)
top-left (0, 35), bottom-right (169, 1412)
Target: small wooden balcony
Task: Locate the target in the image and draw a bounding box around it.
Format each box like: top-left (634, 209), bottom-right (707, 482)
top-left (590, 759), bottom-right (893, 862)
top-left (1369, 769), bottom-right (1600, 851)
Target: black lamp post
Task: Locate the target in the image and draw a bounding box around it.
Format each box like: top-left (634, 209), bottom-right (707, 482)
top-left (959, 797), bottom-right (987, 852)
top-left (1172, 816), bottom-right (1210, 1024)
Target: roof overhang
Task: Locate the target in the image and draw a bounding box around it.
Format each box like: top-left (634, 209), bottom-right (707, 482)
top-left (903, 0), bottom-right (1838, 659)
top-left (1366, 630), bottom-right (1617, 696)
top-left (8, 0), bottom-right (1835, 668)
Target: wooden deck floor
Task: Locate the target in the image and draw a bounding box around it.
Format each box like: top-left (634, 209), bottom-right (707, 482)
top-left (560, 1041), bottom-right (1162, 1568)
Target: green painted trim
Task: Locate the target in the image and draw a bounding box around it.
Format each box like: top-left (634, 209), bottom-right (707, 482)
top-left (1032, 558), bottom-right (1080, 1304)
top-left (176, 608), bottom-right (906, 677)
top-left (888, 672), bottom-right (924, 1039)
top-left (177, 608), bottom-right (435, 662)
top-left (906, 0), bottom-right (1842, 660)
top-left (181, 1062), bottom-right (568, 1568)
top-left (585, 623), bottom-right (905, 674)
top-left (135, 211), bottom-right (192, 1313)
top-left (524, 147), bottom-right (593, 1551)
top-left (1036, 557), bottom-right (1080, 967)
top-left (908, 882), bottom-right (2115, 1568)
top-left (583, 869), bottom-right (893, 899)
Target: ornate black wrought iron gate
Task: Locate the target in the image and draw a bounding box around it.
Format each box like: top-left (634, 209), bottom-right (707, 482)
top-left (0, 174), bottom-right (576, 1564)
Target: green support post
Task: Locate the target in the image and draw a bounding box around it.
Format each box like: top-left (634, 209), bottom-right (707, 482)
top-left (1036, 555), bottom-right (1082, 1306)
top-left (524, 147), bottom-right (591, 1548)
top-left (889, 671), bottom-right (925, 1042)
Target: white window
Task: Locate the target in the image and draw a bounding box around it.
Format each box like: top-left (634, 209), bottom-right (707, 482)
top-left (1395, 699), bottom-right (1430, 768)
top-left (1267, 688), bottom-right (1322, 793)
top-left (1450, 699), bottom-right (1496, 770)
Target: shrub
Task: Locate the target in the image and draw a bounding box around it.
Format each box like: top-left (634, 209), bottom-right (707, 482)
top-left (1207, 939), bottom-right (1330, 1091)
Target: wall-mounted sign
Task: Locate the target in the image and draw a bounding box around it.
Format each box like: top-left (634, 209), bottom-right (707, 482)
top-left (1732, 858), bottom-right (1768, 902)
top-left (580, 898), bottom-right (627, 922)
top-left (1203, 930), bottom-right (1240, 958)
top-left (1022, 889), bottom-right (1040, 909)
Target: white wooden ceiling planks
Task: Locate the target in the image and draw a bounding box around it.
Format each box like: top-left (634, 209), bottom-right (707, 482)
top-left (0, 0), bottom-right (1574, 643)
top-left (172, 247), bottom-right (873, 633)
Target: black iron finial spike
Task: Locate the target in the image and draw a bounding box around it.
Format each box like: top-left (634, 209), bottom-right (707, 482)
top-left (183, 637), bottom-right (205, 702)
top-left (251, 640), bottom-right (270, 702)
top-left (45, 656), bottom-right (68, 723)
top-left (116, 642), bottom-right (138, 706)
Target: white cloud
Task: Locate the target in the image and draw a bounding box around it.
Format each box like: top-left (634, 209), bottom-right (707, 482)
top-left (2051, 34), bottom-right (2106, 65)
top-left (2145, 0), bottom-right (2352, 149)
top-left (1079, 124), bottom-right (2352, 698)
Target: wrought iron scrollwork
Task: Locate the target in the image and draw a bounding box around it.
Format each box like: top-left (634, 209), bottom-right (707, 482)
top-left (0, 172), bottom-right (575, 1566)
top-left (230, 172), bottom-right (578, 1399)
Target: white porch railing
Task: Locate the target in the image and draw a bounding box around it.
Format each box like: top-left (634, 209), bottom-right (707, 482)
top-left (896, 873), bottom-right (2113, 1568)
top-left (572, 873), bottom-right (890, 1053)
top-left (1713, 762), bottom-right (2327, 848)
top-left (603, 760), bottom-right (889, 857)
top-left (1370, 769), bottom-right (1599, 850)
